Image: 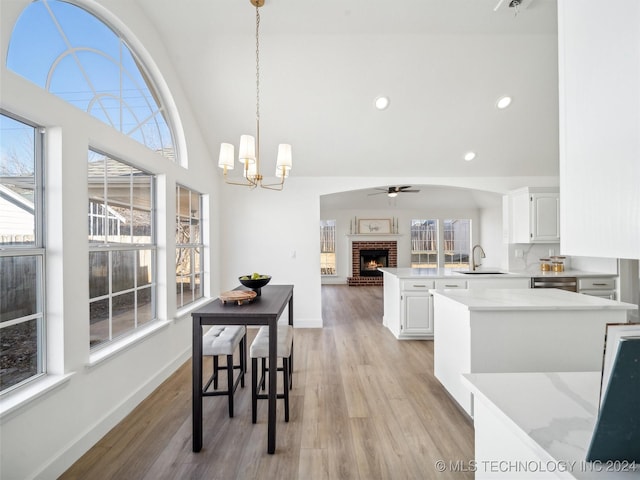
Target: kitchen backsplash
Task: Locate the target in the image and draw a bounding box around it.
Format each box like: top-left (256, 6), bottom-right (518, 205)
top-left (508, 243), bottom-right (566, 272)
top-left (507, 245), bottom-right (619, 274)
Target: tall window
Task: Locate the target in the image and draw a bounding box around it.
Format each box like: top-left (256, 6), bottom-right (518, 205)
top-left (88, 150), bottom-right (155, 349)
top-left (176, 185), bottom-right (203, 308)
top-left (443, 219), bottom-right (471, 269)
top-left (410, 219), bottom-right (437, 268)
top-left (6, 0), bottom-right (177, 161)
top-left (320, 220), bottom-right (336, 275)
top-left (0, 113), bottom-right (45, 393)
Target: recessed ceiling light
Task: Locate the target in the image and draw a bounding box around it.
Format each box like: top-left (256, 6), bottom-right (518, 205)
top-left (464, 151), bottom-right (476, 162)
top-left (375, 96), bottom-right (390, 110)
top-left (496, 96), bottom-right (512, 109)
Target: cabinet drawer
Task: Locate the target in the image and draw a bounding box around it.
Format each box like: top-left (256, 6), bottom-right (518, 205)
top-left (578, 277), bottom-right (615, 290)
top-left (401, 280), bottom-right (434, 291)
top-left (434, 279), bottom-right (467, 289)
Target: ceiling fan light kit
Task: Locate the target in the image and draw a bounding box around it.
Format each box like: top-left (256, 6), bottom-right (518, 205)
top-left (218, 0), bottom-right (291, 191)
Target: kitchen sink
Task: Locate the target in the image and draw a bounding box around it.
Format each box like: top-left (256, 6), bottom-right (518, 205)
top-left (456, 271), bottom-right (507, 275)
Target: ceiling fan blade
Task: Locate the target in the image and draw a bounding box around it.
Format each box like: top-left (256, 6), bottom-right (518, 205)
top-left (398, 185), bottom-right (413, 191)
top-left (402, 189), bottom-right (420, 193)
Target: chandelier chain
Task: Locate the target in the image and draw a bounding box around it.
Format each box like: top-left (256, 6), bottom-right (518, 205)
top-left (255, 4), bottom-right (260, 123)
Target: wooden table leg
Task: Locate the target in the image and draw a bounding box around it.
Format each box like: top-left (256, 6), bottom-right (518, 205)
top-left (192, 321), bottom-right (203, 452)
top-left (267, 317), bottom-right (277, 454)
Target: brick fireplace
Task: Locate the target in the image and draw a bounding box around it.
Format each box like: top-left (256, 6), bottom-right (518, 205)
top-left (348, 240), bottom-right (397, 286)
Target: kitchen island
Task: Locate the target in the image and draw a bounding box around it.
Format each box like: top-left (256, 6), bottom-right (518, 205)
top-left (462, 371), bottom-right (638, 479)
top-left (379, 268), bottom-right (530, 339)
top-left (432, 288), bottom-right (636, 417)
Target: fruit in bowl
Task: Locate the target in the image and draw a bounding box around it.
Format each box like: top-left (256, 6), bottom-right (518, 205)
top-left (239, 273), bottom-right (271, 295)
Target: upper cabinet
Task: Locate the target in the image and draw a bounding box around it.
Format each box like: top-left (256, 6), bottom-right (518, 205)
top-left (558, 0), bottom-right (640, 259)
top-left (503, 187), bottom-right (560, 244)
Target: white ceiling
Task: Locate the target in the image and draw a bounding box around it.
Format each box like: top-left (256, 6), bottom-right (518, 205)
top-left (129, 0), bottom-right (559, 184)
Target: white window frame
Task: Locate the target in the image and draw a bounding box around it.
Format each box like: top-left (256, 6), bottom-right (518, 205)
top-left (0, 112), bottom-right (46, 394)
top-left (87, 150), bottom-right (157, 351)
top-left (175, 184), bottom-right (204, 308)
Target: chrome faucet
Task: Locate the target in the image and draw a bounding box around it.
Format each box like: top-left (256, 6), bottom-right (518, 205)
top-left (471, 244), bottom-right (486, 271)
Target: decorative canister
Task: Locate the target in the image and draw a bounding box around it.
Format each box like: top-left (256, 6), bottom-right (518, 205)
top-left (540, 258), bottom-right (551, 271)
top-left (550, 256), bottom-right (566, 272)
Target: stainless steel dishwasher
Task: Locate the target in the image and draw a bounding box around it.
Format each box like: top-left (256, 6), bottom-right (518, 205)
top-left (530, 276), bottom-right (578, 292)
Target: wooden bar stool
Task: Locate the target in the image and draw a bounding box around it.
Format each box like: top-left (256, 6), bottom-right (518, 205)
top-left (202, 325), bottom-right (246, 418)
top-left (249, 324), bottom-right (294, 423)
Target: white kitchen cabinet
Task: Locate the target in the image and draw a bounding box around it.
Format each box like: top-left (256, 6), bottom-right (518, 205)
top-left (434, 279), bottom-right (467, 289)
top-left (382, 273), bottom-right (435, 339)
top-left (503, 187), bottom-right (560, 244)
top-left (466, 277), bottom-right (530, 289)
top-left (558, 1), bottom-right (640, 259)
top-left (578, 276), bottom-right (617, 300)
top-left (401, 291), bottom-right (433, 336)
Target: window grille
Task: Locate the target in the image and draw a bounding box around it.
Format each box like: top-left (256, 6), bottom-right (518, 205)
top-left (176, 185), bottom-right (203, 308)
top-left (0, 112), bottom-right (46, 393)
top-left (320, 220), bottom-right (336, 275)
top-left (6, 0), bottom-right (178, 161)
top-left (410, 219), bottom-right (438, 268)
top-left (87, 150), bottom-right (156, 349)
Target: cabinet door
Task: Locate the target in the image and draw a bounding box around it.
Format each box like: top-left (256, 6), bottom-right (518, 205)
top-left (402, 293), bottom-right (433, 335)
top-left (531, 193), bottom-right (560, 242)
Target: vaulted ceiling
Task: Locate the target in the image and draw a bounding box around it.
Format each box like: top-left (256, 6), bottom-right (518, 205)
top-left (133, 0), bottom-right (559, 179)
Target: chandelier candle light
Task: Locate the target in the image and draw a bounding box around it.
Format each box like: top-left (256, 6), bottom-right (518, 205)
top-left (218, 0), bottom-right (292, 190)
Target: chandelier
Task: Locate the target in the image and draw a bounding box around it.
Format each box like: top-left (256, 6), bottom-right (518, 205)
top-left (218, 0), bottom-right (292, 190)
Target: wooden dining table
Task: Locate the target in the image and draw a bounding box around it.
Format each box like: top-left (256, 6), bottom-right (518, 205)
top-left (191, 284), bottom-right (294, 453)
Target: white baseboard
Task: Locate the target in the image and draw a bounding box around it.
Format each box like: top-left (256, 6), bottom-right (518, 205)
top-left (34, 348), bottom-right (191, 480)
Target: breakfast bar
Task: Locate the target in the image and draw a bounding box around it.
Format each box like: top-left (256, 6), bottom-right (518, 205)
top-left (432, 288), bottom-right (636, 417)
top-left (191, 284), bottom-right (294, 453)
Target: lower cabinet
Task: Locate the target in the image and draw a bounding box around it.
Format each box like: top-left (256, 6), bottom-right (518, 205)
top-left (401, 291), bottom-right (433, 336)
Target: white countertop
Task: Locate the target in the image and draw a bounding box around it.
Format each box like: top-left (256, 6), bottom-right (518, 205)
top-left (514, 270), bottom-right (618, 278)
top-left (379, 267), bottom-right (530, 279)
top-left (462, 372), bottom-right (638, 479)
top-left (379, 268), bottom-right (616, 280)
top-left (431, 288), bottom-right (637, 311)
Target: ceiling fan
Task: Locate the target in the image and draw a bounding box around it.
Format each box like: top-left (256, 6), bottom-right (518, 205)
top-left (369, 186), bottom-right (421, 198)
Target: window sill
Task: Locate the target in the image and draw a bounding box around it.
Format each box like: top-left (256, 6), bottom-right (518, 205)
top-left (88, 320), bottom-right (171, 368)
top-left (175, 297), bottom-right (212, 321)
top-left (0, 372), bottom-right (75, 421)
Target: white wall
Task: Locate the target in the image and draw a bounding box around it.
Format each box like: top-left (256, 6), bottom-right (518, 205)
top-left (0, 2), bottom-right (221, 479)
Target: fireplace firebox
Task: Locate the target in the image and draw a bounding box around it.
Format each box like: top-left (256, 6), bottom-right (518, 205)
top-left (359, 249), bottom-right (388, 277)
top-left (348, 240), bottom-right (397, 286)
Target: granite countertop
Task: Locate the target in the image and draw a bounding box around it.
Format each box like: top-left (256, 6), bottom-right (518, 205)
top-left (462, 372), bottom-right (638, 479)
top-left (430, 288), bottom-right (636, 311)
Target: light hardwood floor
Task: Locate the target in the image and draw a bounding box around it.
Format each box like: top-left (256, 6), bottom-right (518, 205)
top-left (61, 285), bottom-right (474, 480)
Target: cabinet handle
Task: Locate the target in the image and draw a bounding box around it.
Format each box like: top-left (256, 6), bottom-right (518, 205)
top-left (444, 284), bottom-right (459, 288)
top-left (592, 283), bottom-right (608, 286)
top-left (412, 284), bottom-right (427, 288)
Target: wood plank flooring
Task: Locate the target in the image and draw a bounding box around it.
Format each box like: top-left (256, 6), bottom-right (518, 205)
top-left (60, 285), bottom-right (474, 480)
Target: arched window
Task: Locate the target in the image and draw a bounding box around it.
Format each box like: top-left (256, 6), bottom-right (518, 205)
top-left (7, 0), bottom-right (178, 161)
